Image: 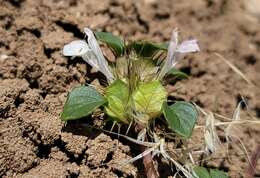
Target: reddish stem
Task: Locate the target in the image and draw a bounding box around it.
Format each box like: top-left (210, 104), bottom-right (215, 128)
top-left (135, 124), bottom-right (159, 178)
top-left (140, 145), bottom-right (159, 178)
top-left (245, 145), bottom-right (260, 178)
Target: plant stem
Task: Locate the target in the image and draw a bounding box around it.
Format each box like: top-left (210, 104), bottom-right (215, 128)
top-left (245, 145), bottom-right (260, 178)
top-left (140, 144), bottom-right (159, 178)
top-left (135, 124), bottom-right (159, 178)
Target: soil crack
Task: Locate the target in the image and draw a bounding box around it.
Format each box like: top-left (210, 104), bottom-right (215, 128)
top-left (55, 21), bottom-right (84, 39)
top-left (54, 138), bottom-right (88, 165)
top-left (5, 0), bottom-right (25, 8)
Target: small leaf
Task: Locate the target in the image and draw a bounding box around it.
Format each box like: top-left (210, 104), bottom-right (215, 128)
top-left (95, 31), bottom-right (124, 56)
top-left (193, 167), bottom-right (228, 178)
top-left (128, 41), bottom-right (168, 57)
top-left (61, 86), bottom-right (106, 121)
top-left (193, 166), bottom-right (211, 178)
top-left (133, 81), bottom-right (167, 122)
top-left (163, 101), bottom-right (198, 138)
top-left (166, 68), bottom-right (189, 79)
top-left (209, 169), bottom-right (228, 178)
top-left (105, 80), bottom-right (129, 123)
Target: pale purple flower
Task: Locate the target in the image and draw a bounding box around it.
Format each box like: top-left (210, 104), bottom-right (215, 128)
top-left (63, 27), bottom-right (114, 82)
top-left (158, 29), bottom-right (200, 79)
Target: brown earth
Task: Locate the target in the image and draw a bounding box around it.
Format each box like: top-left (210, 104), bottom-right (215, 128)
top-left (0, 0), bottom-right (260, 177)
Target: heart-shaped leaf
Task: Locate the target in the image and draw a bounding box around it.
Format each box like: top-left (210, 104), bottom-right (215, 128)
top-left (163, 101), bottom-right (198, 138)
top-left (61, 86), bottom-right (106, 121)
top-left (95, 31), bottom-right (124, 56)
top-left (128, 41), bottom-right (168, 57)
top-left (193, 166), bottom-right (228, 178)
top-left (105, 80), bottom-right (129, 123)
top-left (165, 68), bottom-right (189, 79)
top-left (209, 169), bottom-right (228, 178)
top-left (133, 80), bottom-right (167, 122)
top-left (193, 167), bottom-right (211, 178)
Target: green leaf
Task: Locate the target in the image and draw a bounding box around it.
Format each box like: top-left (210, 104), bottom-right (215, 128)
top-left (163, 101), bottom-right (198, 138)
top-left (193, 166), bottom-right (211, 178)
top-left (128, 41), bottom-right (168, 57)
top-left (166, 68), bottom-right (189, 79)
top-left (61, 86), bottom-right (106, 121)
top-left (95, 31), bottom-right (124, 56)
top-left (105, 80), bottom-right (129, 123)
top-left (193, 167), bottom-right (228, 178)
top-left (209, 169), bottom-right (228, 178)
top-left (133, 80), bottom-right (167, 123)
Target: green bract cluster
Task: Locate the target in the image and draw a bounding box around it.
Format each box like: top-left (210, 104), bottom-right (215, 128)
top-left (105, 79), bottom-right (167, 125)
top-left (61, 29), bottom-right (199, 138)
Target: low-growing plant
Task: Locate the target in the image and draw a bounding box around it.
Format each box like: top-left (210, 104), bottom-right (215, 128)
top-left (61, 27), bottom-right (228, 178)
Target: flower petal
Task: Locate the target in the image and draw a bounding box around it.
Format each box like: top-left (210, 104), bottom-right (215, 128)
top-left (176, 39), bottom-right (200, 53)
top-left (63, 40), bottom-right (90, 56)
top-left (84, 28), bottom-right (114, 82)
top-left (158, 30), bottom-right (200, 79)
top-left (158, 29), bottom-right (178, 79)
top-left (82, 51), bottom-right (100, 70)
top-left (167, 29), bottom-right (178, 64)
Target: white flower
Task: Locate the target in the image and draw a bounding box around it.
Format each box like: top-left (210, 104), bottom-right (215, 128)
top-left (158, 29), bottom-right (200, 79)
top-left (63, 27), bottom-right (114, 82)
